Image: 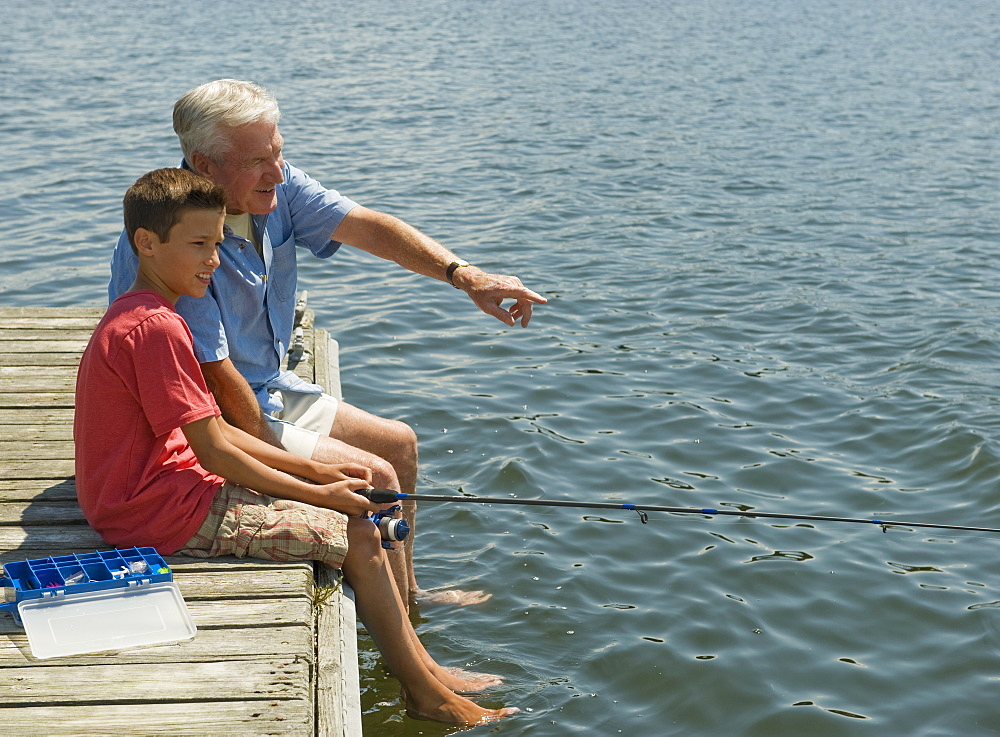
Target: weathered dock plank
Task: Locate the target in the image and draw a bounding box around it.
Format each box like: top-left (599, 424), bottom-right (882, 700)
top-left (0, 479), bottom-right (78, 502)
top-left (0, 328), bottom-right (98, 341)
top-left (0, 394), bottom-right (76, 410)
top-left (0, 440), bottom-right (76, 461)
top-left (0, 499), bottom-right (86, 525)
top-left (309, 320), bottom-right (360, 735)
top-left (0, 701), bottom-right (314, 735)
top-left (0, 307), bottom-right (105, 322)
top-left (0, 524), bottom-right (106, 550)
top-left (0, 426), bottom-right (74, 442)
top-left (316, 565), bottom-right (359, 737)
top-left (0, 622), bottom-right (315, 665)
top-left (3, 657), bottom-right (312, 703)
top-left (0, 340), bottom-right (92, 355)
top-left (0, 354), bottom-right (87, 367)
top-left (0, 376), bottom-right (63, 394)
top-left (0, 461), bottom-right (77, 480)
top-left (0, 408), bottom-right (75, 426)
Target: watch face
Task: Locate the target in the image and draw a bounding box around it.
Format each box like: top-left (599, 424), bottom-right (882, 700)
top-left (447, 261), bottom-right (471, 285)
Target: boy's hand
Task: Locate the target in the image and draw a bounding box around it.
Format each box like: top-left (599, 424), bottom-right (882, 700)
top-left (310, 462), bottom-right (373, 486)
top-left (317, 478), bottom-right (383, 516)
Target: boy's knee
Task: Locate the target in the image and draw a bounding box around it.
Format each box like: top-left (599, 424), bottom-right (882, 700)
top-left (347, 515), bottom-right (383, 554)
top-left (347, 517), bottom-right (382, 548)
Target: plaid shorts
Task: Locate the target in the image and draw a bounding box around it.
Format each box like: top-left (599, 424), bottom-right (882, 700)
top-left (177, 482), bottom-right (349, 569)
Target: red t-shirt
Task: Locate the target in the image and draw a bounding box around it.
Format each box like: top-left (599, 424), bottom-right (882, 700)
top-left (74, 290), bottom-right (224, 553)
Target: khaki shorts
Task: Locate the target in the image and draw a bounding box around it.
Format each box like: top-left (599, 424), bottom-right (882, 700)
top-left (266, 390), bottom-right (339, 459)
top-left (177, 481), bottom-right (349, 569)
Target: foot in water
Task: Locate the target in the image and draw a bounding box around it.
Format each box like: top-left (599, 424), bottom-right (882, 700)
top-left (437, 666), bottom-right (504, 694)
top-left (401, 687), bottom-right (519, 727)
top-left (413, 587), bottom-right (492, 606)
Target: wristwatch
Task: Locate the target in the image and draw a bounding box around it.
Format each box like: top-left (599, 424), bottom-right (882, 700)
top-left (446, 260), bottom-right (472, 288)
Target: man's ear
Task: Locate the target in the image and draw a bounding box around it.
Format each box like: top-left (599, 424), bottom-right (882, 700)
top-left (133, 228), bottom-right (158, 257)
top-left (189, 152), bottom-right (215, 179)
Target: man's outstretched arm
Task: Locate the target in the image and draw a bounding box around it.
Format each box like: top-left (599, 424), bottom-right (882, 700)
top-left (332, 205), bottom-right (547, 327)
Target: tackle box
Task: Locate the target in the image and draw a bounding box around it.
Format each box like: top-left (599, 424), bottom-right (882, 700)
top-left (0, 547), bottom-right (196, 659)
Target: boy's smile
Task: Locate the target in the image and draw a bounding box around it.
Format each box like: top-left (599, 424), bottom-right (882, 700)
top-left (134, 208), bottom-right (225, 304)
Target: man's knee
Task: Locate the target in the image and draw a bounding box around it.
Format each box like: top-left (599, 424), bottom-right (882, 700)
top-left (391, 420), bottom-right (418, 461)
top-left (367, 453), bottom-right (401, 489)
top-left (360, 417), bottom-right (416, 477)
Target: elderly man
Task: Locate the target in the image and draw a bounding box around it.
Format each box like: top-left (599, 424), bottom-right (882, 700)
top-left (109, 79), bottom-right (546, 607)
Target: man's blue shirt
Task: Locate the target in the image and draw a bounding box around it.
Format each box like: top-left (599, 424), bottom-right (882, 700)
top-left (109, 161), bottom-right (358, 414)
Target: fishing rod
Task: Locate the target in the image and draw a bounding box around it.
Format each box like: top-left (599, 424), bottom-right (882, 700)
top-left (361, 489), bottom-right (1000, 535)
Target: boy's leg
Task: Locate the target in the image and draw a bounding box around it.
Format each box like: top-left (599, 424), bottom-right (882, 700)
top-left (327, 401), bottom-right (418, 596)
top-left (178, 482), bottom-right (516, 726)
top-left (341, 516), bottom-right (517, 725)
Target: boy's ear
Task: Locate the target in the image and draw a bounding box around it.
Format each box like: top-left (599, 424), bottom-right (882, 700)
top-left (133, 228), bottom-right (158, 257)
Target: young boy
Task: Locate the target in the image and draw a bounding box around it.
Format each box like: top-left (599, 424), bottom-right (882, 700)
top-left (73, 168), bottom-right (517, 727)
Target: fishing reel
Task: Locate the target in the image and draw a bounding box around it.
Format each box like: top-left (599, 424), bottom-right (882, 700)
top-left (369, 505), bottom-right (410, 550)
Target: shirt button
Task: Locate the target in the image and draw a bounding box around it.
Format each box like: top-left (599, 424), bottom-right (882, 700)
top-left (262, 274), bottom-right (268, 282)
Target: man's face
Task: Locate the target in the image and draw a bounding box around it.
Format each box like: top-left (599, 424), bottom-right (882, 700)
top-left (198, 120), bottom-right (285, 215)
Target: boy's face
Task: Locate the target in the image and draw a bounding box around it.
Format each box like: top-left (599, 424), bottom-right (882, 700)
top-left (139, 208), bottom-right (224, 303)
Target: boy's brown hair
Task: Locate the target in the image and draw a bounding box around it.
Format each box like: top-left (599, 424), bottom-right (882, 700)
top-left (123, 168), bottom-right (227, 253)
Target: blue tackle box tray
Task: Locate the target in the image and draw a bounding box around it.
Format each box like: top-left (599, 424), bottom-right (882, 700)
top-left (0, 548), bottom-right (196, 658)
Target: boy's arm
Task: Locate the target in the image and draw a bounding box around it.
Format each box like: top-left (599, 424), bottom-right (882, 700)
top-left (181, 415), bottom-right (376, 517)
top-left (216, 416), bottom-right (372, 487)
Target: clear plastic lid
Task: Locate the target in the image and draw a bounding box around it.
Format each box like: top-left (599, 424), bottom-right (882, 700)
top-left (19, 581), bottom-right (196, 659)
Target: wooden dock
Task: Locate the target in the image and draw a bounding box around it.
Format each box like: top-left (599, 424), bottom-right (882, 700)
top-left (0, 304), bottom-right (362, 736)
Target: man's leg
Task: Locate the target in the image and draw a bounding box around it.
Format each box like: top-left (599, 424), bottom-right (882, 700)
top-left (314, 401), bottom-right (490, 608)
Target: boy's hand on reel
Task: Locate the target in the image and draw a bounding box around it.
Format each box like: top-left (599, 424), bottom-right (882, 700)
top-left (317, 477), bottom-right (381, 516)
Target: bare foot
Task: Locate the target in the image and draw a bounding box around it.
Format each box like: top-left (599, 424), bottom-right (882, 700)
top-left (413, 587), bottom-right (492, 606)
top-left (436, 666), bottom-right (504, 694)
top-left (401, 687), bottom-right (519, 727)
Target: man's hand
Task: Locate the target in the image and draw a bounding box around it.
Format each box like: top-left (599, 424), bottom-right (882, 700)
top-left (310, 462), bottom-right (373, 486)
top-left (453, 268), bottom-right (547, 327)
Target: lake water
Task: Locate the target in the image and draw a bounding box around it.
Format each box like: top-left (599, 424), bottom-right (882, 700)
top-left (4, 0), bottom-right (1000, 734)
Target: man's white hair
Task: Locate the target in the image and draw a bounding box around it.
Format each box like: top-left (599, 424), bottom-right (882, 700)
top-left (173, 79), bottom-right (281, 164)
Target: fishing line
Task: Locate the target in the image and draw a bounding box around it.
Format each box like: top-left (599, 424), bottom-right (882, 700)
top-left (362, 489), bottom-right (1000, 535)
